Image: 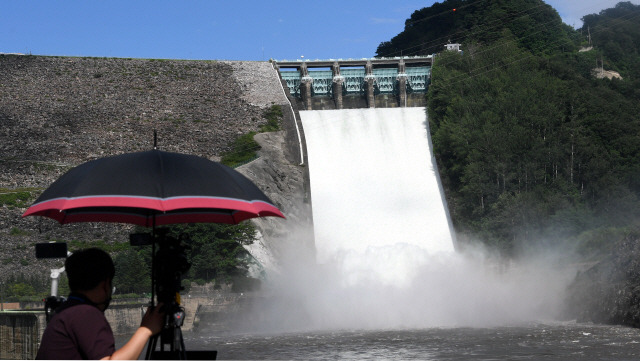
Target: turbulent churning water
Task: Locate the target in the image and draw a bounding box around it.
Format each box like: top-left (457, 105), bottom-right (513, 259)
top-left (183, 323), bottom-right (640, 360)
top-left (287, 108), bottom-right (571, 329)
top-left (179, 107), bottom-right (640, 359)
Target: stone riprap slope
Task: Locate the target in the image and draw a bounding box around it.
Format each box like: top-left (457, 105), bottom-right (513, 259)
top-left (0, 55), bottom-right (292, 279)
top-left (1, 56), bottom-right (282, 168)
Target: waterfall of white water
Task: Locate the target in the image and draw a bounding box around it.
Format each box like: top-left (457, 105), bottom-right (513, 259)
top-left (300, 107), bottom-right (455, 286)
top-left (245, 107), bottom-right (573, 331)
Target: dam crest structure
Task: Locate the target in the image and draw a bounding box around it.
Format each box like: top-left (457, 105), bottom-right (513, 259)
top-left (274, 56), bottom-right (432, 110)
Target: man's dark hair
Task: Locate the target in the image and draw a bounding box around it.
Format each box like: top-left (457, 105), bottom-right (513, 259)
top-left (65, 248), bottom-right (115, 291)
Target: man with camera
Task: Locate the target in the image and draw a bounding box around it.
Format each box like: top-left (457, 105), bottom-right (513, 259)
top-left (36, 248), bottom-right (165, 360)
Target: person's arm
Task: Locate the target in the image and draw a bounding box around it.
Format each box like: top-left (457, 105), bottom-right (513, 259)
top-left (102, 303), bottom-right (165, 360)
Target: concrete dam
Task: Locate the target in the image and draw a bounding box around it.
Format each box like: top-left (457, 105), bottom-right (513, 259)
top-left (273, 56), bottom-right (454, 257)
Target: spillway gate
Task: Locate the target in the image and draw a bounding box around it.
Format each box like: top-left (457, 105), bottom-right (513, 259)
top-left (274, 56), bottom-right (432, 110)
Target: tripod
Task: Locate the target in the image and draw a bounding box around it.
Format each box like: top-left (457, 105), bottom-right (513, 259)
top-left (135, 229), bottom-right (216, 360)
top-left (145, 302), bottom-right (187, 360)
top-left (143, 229), bottom-right (190, 360)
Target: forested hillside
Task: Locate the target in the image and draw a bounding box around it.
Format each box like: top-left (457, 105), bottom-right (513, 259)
top-left (582, 2), bottom-right (640, 85)
top-left (377, 0), bottom-right (578, 57)
top-left (378, 0), bottom-right (640, 257)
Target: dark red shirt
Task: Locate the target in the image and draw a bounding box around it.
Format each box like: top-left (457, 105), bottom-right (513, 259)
top-left (36, 300), bottom-right (115, 360)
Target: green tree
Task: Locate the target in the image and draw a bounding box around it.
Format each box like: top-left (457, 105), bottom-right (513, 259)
top-left (413, 1), bottom-right (640, 253)
top-left (168, 223), bottom-right (257, 285)
top-left (6, 283), bottom-right (36, 300)
top-left (113, 248), bottom-right (151, 295)
top-left (582, 2), bottom-right (640, 79)
top-left (376, 0), bottom-right (574, 57)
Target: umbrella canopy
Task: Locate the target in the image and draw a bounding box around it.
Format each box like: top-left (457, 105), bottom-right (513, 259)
top-left (22, 150), bottom-right (285, 226)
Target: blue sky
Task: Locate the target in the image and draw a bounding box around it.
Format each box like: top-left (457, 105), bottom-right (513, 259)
top-left (2, 1), bottom-right (637, 61)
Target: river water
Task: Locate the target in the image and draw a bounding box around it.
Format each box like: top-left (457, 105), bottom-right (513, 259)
top-left (180, 323), bottom-right (639, 360)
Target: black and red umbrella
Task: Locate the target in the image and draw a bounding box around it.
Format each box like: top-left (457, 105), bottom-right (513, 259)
top-left (22, 149), bottom-right (285, 226)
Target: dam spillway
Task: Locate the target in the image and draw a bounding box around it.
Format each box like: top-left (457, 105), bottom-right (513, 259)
top-left (300, 107), bottom-right (455, 285)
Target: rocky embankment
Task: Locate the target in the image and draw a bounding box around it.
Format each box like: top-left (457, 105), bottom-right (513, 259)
top-left (566, 234), bottom-right (640, 327)
top-left (0, 55), bottom-right (309, 280)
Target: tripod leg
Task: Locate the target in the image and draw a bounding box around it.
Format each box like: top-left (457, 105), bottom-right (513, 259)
top-left (145, 334), bottom-right (158, 360)
top-left (175, 326), bottom-right (186, 360)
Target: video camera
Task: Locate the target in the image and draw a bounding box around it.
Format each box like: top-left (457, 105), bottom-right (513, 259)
top-left (131, 229), bottom-right (202, 359)
top-left (130, 229), bottom-right (191, 305)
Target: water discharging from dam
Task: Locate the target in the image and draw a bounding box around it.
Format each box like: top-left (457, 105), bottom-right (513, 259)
top-left (266, 107), bottom-right (575, 330)
top-left (301, 108), bottom-right (455, 284)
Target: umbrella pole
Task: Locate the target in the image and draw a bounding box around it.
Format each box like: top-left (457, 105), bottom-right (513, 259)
top-left (145, 222), bottom-right (189, 360)
top-left (151, 220), bottom-right (156, 306)
top-left (145, 216), bottom-right (158, 360)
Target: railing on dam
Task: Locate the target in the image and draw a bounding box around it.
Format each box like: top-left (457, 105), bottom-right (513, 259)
top-left (0, 311), bottom-right (44, 359)
top-left (274, 56), bottom-right (432, 110)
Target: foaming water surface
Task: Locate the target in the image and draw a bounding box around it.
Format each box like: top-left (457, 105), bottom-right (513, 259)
top-left (183, 323), bottom-right (640, 360)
